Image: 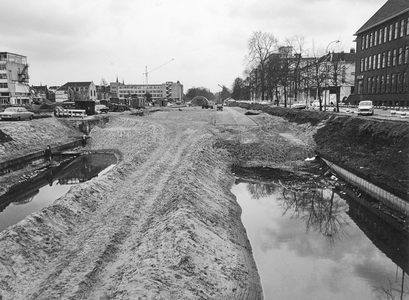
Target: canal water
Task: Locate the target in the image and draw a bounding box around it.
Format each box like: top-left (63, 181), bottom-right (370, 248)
top-left (232, 166), bottom-right (408, 300)
top-left (0, 153), bottom-right (117, 232)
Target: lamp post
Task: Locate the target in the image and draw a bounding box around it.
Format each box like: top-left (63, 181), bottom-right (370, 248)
top-left (324, 40), bottom-right (340, 111)
top-left (218, 84), bottom-right (223, 103)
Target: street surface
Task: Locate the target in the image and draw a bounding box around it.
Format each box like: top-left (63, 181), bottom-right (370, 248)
top-left (214, 107), bottom-right (258, 126)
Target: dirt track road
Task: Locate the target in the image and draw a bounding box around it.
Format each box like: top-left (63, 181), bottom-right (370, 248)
top-left (0, 109), bottom-right (264, 300)
top-left (214, 107), bottom-right (258, 126)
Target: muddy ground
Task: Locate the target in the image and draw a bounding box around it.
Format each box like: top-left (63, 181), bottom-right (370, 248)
top-left (0, 106), bottom-right (406, 299)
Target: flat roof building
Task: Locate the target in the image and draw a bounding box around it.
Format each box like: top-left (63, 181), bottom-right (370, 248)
top-left (0, 52), bottom-right (31, 105)
top-left (110, 80), bottom-right (183, 103)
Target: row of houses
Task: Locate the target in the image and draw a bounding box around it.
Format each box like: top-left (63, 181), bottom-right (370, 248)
top-left (0, 52), bottom-right (183, 105)
top-left (248, 0), bottom-right (408, 108)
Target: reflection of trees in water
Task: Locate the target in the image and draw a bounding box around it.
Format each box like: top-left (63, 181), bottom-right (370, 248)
top-left (246, 181), bottom-right (350, 245)
top-left (373, 268), bottom-right (408, 300)
top-left (246, 182), bottom-right (279, 200)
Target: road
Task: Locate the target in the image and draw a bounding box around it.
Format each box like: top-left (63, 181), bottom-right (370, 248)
top-left (214, 107), bottom-right (258, 126)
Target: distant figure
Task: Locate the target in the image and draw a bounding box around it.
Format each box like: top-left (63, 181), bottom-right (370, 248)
top-left (44, 145), bottom-right (52, 162)
top-left (82, 135), bottom-right (87, 147)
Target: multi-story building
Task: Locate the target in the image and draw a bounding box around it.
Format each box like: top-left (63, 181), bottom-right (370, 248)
top-left (55, 82), bottom-right (97, 102)
top-left (350, 0), bottom-right (409, 107)
top-left (0, 52), bottom-right (31, 105)
top-left (110, 80), bottom-right (183, 103)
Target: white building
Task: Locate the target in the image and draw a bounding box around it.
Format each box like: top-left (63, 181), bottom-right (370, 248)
top-left (0, 52), bottom-right (31, 105)
top-left (110, 80), bottom-right (183, 103)
top-left (55, 82), bottom-right (97, 102)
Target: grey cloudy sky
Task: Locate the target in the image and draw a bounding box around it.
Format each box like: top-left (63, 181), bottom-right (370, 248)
top-left (1, 0), bottom-right (385, 92)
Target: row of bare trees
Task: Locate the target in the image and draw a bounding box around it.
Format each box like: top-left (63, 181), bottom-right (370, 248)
top-left (232, 31), bottom-right (353, 111)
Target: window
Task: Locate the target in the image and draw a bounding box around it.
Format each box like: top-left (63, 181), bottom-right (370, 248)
top-left (389, 25), bottom-right (393, 41)
top-left (384, 26), bottom-right (388, 43)
top-left (387, 51), bottom-right (391, 67)
top-left (368, 56), bottom-right (372, 70)
top-left (372, 77), bottom-right (376, 94)
top-left (382, 52), bottom-right (386, 68)
top-left (360, 58), bottom-right (364, 72)
top-left (364, 57), bottom-right (368, 71)
top-left (0, 83), bottom-right (7, 88)
top-left (357, 79), bottom-right (363, 94)
top-left (407, 17), bottom-right (409, 35)
top-left (369, 32), bottom-right (373, 47)
top-left (0, 74), bottom-right (6, 79)
top-left (397, 73), bottom-right (402, 92)
top-left (391, 73), bottom-right (396, 92)
top-left (376, 76), bottom-right (381, 93)
top-left (0, 65), bottom-right (5, 70)
top-left (394, 22), bottom-right (399, 39)
top-left (398, 48), bottom-right (403, 65)
top-left (374, 31), bottom-right (377, 46)
top-left (380, 75), bottom-right (385, 93)
top-left (379, 29), bottom-right (383, 44)
top-left (405, 46), bottom-right (409, 64)
top-left (392, 49), bottom-right (397, 66)
top-left (373, 54), bottom-right (377, 69)
top-left (386, 74), bottom-right (390, 92)
top-left (367, 77), bottom-right (371, 93)
top-left (400, 20), bottom-right (405, 37)
top-left (377, 53), bottom-right (381, 69)
top-left (404, 72), bottom-right (408, 91)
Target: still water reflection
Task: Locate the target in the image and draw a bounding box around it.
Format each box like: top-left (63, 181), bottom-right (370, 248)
top-left (232, 180), bottom-right (408, 300)
top-left (0, 153), bottom-right (117, 232)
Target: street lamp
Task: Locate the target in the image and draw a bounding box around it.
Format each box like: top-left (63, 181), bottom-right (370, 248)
top-left (218, 84), bottom-right (223, 103)
top-left (324, 40), bottom-right (340, 111)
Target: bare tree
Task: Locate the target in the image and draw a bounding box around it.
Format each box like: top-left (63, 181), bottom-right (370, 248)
top-left (245, 31), bottom-right (278, 101)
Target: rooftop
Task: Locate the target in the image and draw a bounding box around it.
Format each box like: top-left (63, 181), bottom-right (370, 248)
top-left (355, 0), bottom-right (409, 35)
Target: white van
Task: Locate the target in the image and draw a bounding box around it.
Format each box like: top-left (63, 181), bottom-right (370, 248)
top-left (358, 100), bottom-right (374, 116)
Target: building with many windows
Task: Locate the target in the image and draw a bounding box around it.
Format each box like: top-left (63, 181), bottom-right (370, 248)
top-left (0, 52), bottom-right (31, 105)
top-left (110, 80), bottom-right (183, 103)
top-left (350, 0), bottom-right (409, 106)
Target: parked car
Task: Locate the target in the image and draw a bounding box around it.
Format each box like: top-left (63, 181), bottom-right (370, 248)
top-left (217, 103), bottom-right (223, 111)
top-left (357, 100), bottom-right (374, 116)
top-left (0, 107), bottom-right (34, 121)
top-left (95, 104), bottom-right (109, 114)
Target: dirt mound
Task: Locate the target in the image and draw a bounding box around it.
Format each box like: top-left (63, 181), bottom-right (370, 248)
top-left (232, 102), bottom-right (409, 201)
top-left (0, 113), bottom-right (263, 299)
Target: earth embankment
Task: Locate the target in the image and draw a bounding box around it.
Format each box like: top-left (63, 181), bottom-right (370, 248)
top-left (0, 111), bottom-right (263, 299)
top-left (233, 102), bottom-right (409, 201)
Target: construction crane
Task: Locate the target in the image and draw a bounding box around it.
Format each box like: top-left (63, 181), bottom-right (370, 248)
top-left (144, 58), bottom-right (174, 85)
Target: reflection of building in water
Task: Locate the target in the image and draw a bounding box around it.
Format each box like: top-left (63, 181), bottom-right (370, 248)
top-left (57, 154), bottom-right (117, 185)
top-left (338, 185), bottom-right (409, 276)
top-left (0, 153), bottom-right (117, 213)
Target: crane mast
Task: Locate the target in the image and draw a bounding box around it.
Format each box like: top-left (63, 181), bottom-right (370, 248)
top-left (144, 58), bottom-right (174, 85)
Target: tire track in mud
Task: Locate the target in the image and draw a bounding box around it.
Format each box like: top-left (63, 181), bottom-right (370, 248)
top-left (70, 127), bottom-right (200, 299)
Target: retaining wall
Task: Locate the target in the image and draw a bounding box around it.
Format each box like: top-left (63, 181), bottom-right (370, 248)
top-left (322, 157), bottom-right (409, 216)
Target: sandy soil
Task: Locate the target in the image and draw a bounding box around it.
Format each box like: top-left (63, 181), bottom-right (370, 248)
top-left (2, 108), bottom-right (297, 299)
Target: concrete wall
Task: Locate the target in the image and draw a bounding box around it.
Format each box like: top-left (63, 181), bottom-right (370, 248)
top-left (322, 157), bottom-right (409, 216)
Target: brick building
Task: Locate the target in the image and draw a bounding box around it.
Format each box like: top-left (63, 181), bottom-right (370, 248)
top-left (350, 0), bottom-right (409, 107)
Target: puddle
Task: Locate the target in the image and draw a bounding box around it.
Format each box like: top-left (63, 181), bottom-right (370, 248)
top-left (0, 152), bottom-right (117, 232)
top-left (232, 165), bottom-right (409, 300)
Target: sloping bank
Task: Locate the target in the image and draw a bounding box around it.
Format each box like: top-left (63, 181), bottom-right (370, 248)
top-left (0, 115), bottom-right (262, 299)
top-left (233, 102), bottom-right (409, 203)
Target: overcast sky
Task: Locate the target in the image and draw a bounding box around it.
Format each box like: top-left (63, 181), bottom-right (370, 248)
top-left (1, 0), bottom-right (385, 93)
